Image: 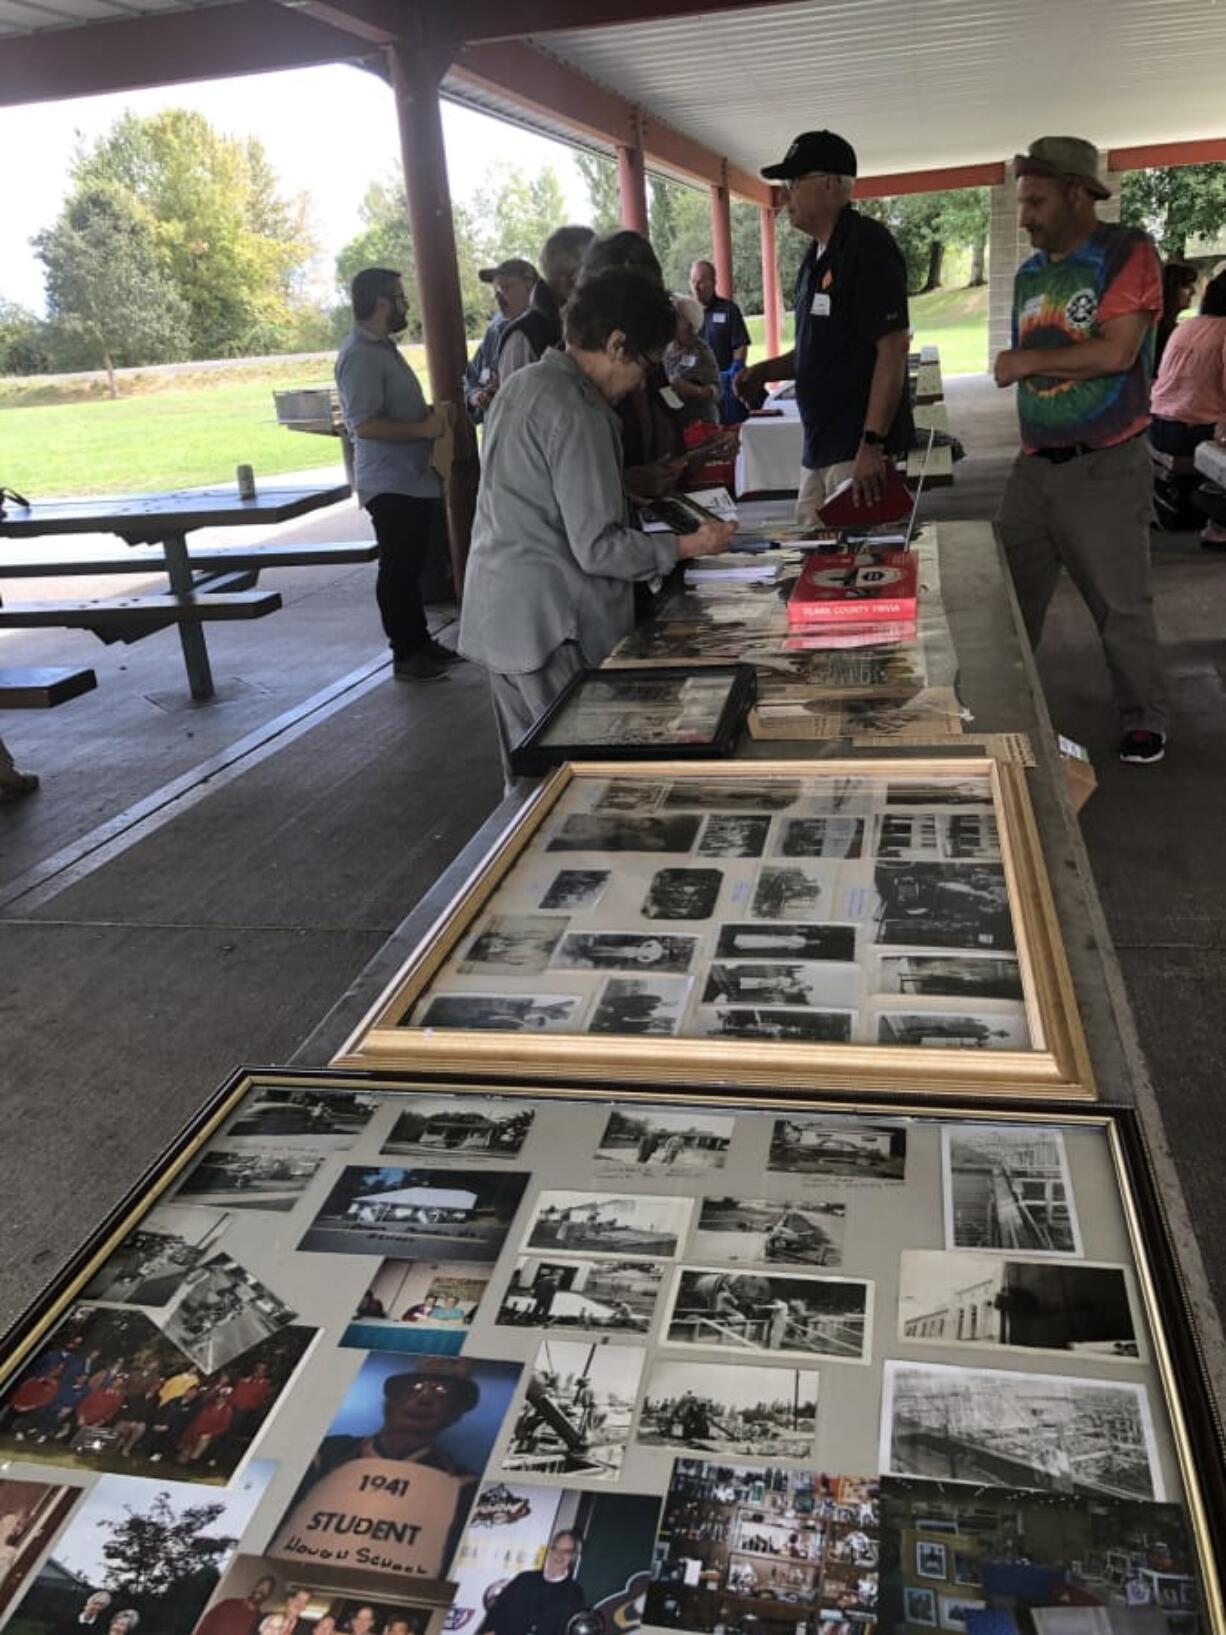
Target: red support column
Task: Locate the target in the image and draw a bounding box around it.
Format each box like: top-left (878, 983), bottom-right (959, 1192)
top-left (618, 113), bottom-right (649, 234)
top-left (711, 180), bottom-right (734, 295)
top-left (759, 202), bottom-right (781, 357)
top-left (388, 41), bottom-right (478, 597)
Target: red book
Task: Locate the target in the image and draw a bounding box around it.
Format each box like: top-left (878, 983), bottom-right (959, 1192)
top-left (816, 466), bottom-right (914, 528)
top-left (787, 551), bottom-right (918, 626)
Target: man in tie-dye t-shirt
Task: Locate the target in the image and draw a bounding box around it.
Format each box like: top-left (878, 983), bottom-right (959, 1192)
top-left (994, 136), bottom-right (1167, 766)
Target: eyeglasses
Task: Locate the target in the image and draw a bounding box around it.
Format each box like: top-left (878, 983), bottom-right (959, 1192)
top-left (781, 173), bottom-right (826, 193)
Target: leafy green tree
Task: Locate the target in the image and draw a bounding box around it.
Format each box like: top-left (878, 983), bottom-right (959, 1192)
top-left (35, 186), bottom-right (191, 395)
top-left (475, 162), bottom-right (568, 267)
top-left (99, 1490), bottom-right (237, 1635)
top-left (1120, 163), bottom-right (1226, 256)
top-left (575, 151), bottom-right (620, 232)
top-left (648, 174), bottom-right (681, 277)
top-left (936, 187), bottom-right (990, 285)
top-left (0, 299), bottom-right (50, 374)
top-left (70, 109), bottom-right (313, 357)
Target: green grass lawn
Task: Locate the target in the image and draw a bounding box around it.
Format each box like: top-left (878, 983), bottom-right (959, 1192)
top-left (1, 289), bottom-right (988, 499)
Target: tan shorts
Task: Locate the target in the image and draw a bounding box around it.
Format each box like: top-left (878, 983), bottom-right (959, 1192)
top-left (796, 461), bottom-right (857, 528)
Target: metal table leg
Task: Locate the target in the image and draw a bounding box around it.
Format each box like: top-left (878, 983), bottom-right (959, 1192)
top-left (162, 530), bottom-right (214, 701)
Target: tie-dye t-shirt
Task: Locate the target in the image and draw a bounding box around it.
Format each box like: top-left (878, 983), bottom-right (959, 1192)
top-left (1012, 223), bottom-right (1162, 451)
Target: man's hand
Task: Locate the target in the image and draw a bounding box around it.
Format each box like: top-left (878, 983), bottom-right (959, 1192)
top-left (1215, 420), bottom-right (1226, 446)
top-left (993, 349), bottom-right (1037, 388)
top-left (625, 456), bottom-right (686, 501)
top-left (732, 364), bottom-right (763, 406)
top-left (473, 378), bottom-right (498, 412)
top-left (851, 440), bottom-right (889, 507)
top-left (676, 518), bottom-right (737, 559)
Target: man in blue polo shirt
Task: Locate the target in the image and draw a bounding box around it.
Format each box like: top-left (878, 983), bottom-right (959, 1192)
top-left (735, 130), bottom-right (913, 525)
top-left (690, 260), bottom-right (751, 373)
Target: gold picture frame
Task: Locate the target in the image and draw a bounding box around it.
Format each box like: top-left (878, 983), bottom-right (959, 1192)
top-left (332, 758), bottom-right (1094, 1098)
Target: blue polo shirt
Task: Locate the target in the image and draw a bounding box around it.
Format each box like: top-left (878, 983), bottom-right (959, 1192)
top-left (335, 324), bottom-right (443, 507)
top-left (793, 206), bottom-right (914, 469)
top-left (698, 295), bottom-right (751, 372)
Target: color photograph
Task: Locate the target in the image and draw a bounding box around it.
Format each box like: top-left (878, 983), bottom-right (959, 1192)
top-left (343, 1259), bottom-right (491, 1352)
top-left (663, 1268), bottom-right (871, 1362)
top-left (593, 1108), bottom-right (733, 1174)
top-left (588, 976), bottom-right (692, 1036)
top-left (880, 1361), bottom-right (1162, 1501)
top-left (381, 1098), bottom-right (535, 1158)
top-left (942, 1124), bottom-right (1082, 1256)
top-left (768, 1118), bottom-right (907, 1181)
top-left (495, 1256), bottom-right (664, 1333)
top-left (269, 1350), bottom-right (521, 1586)
top-left (637, 1359), bottom-right (818, 1458)
top-left (298, 1166), bottom-right (530, 1260)
top-left (196, 1558), bottom-right (432, 1635)
top-left (692, 1196), bottom-right (846, 1267)
top-left (0, 1480), bottom-right (81, 1618)
top-left (503, 1339), bottom-right (644, 1482)
top-left (524, 1191), bottom-right (692, 1259)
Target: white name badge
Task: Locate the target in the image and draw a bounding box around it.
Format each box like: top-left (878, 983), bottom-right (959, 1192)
top-left (269, 1456), bottom-right (462, 1579)
top-left (810, 293), bottom-right (832, 317)
top-left (681, 353), bottom-right (698, 369)
top-left (711, 311), bottom-right (727, 323)
top-left (659, 386), bottom-right (684, 410)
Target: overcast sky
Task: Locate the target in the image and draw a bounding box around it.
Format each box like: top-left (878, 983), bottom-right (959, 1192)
top-left (0, 61), bottom-right (591, 313)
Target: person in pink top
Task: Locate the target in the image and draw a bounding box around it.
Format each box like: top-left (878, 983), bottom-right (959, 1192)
top-left (1149, 270), bottom-right (1226, 545)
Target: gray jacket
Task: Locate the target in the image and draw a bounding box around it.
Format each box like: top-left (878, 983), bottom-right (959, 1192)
top-left (458, 350), bottom-right (677, 676)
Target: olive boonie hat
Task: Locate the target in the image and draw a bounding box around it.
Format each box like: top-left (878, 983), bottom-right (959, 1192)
top-left (1014, 136), bottom-right (1111, 199)
top-left (762, 130), bottom-right (857, 182)
top-left (478, 257), bottom-right (539, 284)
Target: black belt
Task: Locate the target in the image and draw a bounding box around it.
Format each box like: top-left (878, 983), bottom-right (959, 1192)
top-left (1030, 432), bottom-right (1143, 464)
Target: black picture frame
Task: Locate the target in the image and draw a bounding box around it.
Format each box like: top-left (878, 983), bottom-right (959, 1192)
top-left (509, 663), bottom-right (757, 776)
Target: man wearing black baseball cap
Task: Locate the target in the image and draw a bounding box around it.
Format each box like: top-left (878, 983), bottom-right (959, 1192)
top-left (464, 258), bottom-right (537, 424)
top-left (735, 130), bottom-right (913, 520)
top-left (993, 136), bottom-right (1168, 765)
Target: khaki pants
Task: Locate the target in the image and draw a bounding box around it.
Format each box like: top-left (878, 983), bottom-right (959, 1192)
top-left (996, 434), bottom-right (1166, 734)
top-left (796, 461), bottom-right (857, 529)
top-left (488, 641), bottom-right (587, 791)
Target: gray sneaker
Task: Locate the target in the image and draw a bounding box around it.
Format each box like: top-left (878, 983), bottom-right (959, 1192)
top-left (393, 651), bottom-right (448, 682)
top-left (423, 637), bottom-right (464, 665)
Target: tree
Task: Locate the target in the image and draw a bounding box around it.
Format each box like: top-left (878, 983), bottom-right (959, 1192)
top-left (575, 151), bottom-right (620, 233)
top-left (648, 174), bottom-right (681, 279)
top-left (99, 1490), bottom-right (237, 1635)
top-left (1120, 163), bottom-right (1226, 256)
top-left (475, 162), bottom-right (569, 266)
top-left (35, 186), bottom-right (191, 396)
top-left (70, 109), bottom-right (314, 357)
top-left (0, 300), bottom-right (50, 375)
top-left (936, 188), bottom-right (990, 286)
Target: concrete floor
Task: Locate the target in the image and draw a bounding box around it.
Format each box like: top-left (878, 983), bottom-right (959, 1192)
top-left (2, 390), bottom-right (1224, 1353)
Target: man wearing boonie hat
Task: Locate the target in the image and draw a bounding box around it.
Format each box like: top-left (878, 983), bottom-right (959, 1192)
top-left (734, 129), bottom-right (914, 522)
top-left (993, 136), bottom-right (1168, 765)
top-left (465, 258), bottom-right (537, 425)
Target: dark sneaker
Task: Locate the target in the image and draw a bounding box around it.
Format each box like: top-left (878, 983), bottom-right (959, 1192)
top-left (423, 637), bottom-right (464, 665)
top-left (0, 769), bottom-right (39, 805)
top-left (393, 651), bottom-right (448, 683)
top-left (1119, 729), bottom-right (1166, 765)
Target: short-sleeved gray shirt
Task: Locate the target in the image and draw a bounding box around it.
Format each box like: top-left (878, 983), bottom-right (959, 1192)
top-left (335, 324), bottom-right (443, 507)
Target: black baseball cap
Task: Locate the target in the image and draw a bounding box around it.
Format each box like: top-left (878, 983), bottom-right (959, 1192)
top-left (762, 130), bottom-right (857, 182)
top-left (478, 257), bottom-right (538, 284)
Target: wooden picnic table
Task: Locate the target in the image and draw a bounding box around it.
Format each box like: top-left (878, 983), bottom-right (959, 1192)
top-left (0, 481), bottom-right (351, 701)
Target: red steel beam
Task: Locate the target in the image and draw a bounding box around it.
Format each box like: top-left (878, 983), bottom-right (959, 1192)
top-left (854, 161), bottom-right (1007, 199)
top-left (1108, 137), bottom-right (1226, 172)
top-left (426, 0), bottom-right (805, 46)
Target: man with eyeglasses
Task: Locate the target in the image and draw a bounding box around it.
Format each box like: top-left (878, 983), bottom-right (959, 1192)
top-left (335, 267), bottom-right (457, 683)
top-left (465, 257), bottom-right (538, 424)
top-left (735, 131), bottom-right (913, 523)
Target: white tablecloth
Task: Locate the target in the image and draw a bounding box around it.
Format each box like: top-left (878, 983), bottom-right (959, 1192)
top-left (736, 396), bottom-right (803, 496)
top-left (1194, 439), bottom-right (1226, 486)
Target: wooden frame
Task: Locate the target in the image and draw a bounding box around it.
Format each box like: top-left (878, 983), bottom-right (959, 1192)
top-left (332, 758), bottom-right (1094, 1098)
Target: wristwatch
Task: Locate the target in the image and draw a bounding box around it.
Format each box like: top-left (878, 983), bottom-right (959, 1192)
top-left (860, 430), bottom-right (886, 447)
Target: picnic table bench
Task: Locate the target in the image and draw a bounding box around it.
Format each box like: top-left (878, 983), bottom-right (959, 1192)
top-left (0, 665), bottom-right (98, 709)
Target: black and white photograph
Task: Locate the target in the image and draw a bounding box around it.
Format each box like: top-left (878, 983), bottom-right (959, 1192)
top-left (664, 1267), bottom-right (871, 1361)
top-left (715, 921), bottom-right (857, 961)
top-left (548, 813), bottom-right (701, 852)
top-left (696, 815), bottom-right (772, 858)
top-left (495, 1255), bottom-right (664, 1331)
top-left (83, 1204), bottom-right (230, 1306)
top-left (768, 1118), bottom-right (907, 1181)
top-left (777, 817), bottom-right (865, 859)
top-left (643, 867), bottom-right (723, 920)
top-left (417, 992), bottom-right (583, 1032)
top-left (593, 1107), bottom-right (734, 1173)
top-left (873, 812), bottom-right (1001, 864)
top-left (942, 1123), bottom-right (1082, 1256)
top-left (503, 1339), bottom-right (644, 1481)
top-left (876, 955), bottom-right (1023, 1002)
top-left (536, 673), bottom-right (734, 749)
top-left (298, 1165), bottom-right (530, 1260)
top-left (697, 1007), bottom-right (854, 1042)
top-left (175, 1148), bottom-right (327, 1212)
top-left (750, 863), bottom-right (839, 921)
top-left (703, 961), bottom-right (859, 1009)
top-left (594, 779), bottom-right (667, 812)
top-left (161, 1252), bottom-right (297, 1373)
top-left (877, 1009), bottom-right (1030, 1050)
top-left (873, 862), bottom-right (1015, 952)
top-left (638, 1359), bottom-right (818, 1458)
top-left (904, 1586), bottom-right (939, 1625)
top-left (588, 976), bottom-right (691, 1035)
top-left (939, 1594), bottom-right (986, 1630)
top-left (524, 1190), bottom-right (692, 1258)
top-left (223, 1088), bottom-right (381, 1149)
top-left (898, 1251), bottom-right (1139, 1359)
top-left (383, 1097), bottom-right (535, 1157)
top-left (880, 1360), bottom-right (1163, 1501)
top-left (885, 780), bottom-right (994, 807)
top-left (459, 915), bottom-right (569, 975)
top-left (540, 869), bottom-right (611, 911)
top-left (916, 1539), bottom-right (948, 1579)
top-left (692, 1196), bottom-right (846, 1267)
top-left (554, 930), bottom-right (697, 974)
top-left (663, 780), bottom-right (800, 811)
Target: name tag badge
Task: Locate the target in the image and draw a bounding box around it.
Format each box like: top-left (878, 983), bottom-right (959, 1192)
top-left (659, 386), bottom-right (684, 410)
top-left (681, 353), bottom-right (698, 369)
top-left (810, 293), bottom-right (832, 318)
top-left (478, 367), bottom-right (491, 384)
top-left (712, 311), bottom-right (727, 323)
